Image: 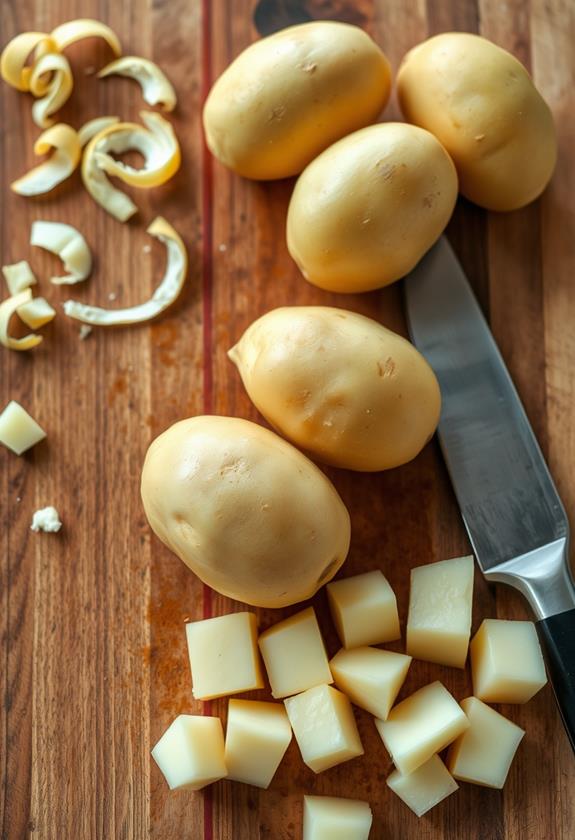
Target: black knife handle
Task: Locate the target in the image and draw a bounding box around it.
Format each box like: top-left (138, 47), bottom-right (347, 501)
top-left (536, 608), bottom-right (575, 753)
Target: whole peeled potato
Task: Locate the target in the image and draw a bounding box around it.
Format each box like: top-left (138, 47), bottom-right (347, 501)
top-left (229, 307), bottom-right (441, 471)
top-left (397, 33), bottom-right (557, 211)
top-left (140, 415), bottom-right (351, 607)
top-left (203, 21), bottom-right (391, 180)
top-left (286, 123), bottom-right (457, 293)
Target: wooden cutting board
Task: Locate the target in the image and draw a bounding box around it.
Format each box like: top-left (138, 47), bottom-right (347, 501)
top-left (1, 0), bottom-right (574, 837)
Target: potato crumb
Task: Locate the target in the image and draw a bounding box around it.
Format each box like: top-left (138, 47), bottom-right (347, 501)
top-left (31, 506), bottom-right (62, 533)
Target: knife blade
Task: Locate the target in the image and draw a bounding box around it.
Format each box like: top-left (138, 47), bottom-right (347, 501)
top-left (404, 236), bottom-right (575, 752)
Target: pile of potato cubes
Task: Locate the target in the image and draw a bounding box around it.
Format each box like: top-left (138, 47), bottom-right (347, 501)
top-left (152, 556), bottom-right (548, 838)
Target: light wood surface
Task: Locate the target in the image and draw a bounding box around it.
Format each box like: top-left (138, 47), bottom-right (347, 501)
top-left (1, 1), bottom-right (574, 838)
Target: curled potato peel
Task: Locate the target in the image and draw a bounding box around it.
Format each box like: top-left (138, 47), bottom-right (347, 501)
top-left (29, 52), bottom-right (73, 128)
top-left (31, 221), bottom-right (92, 285)
top-left (0, 289), bottom-right (43, 351)
top-left (98, 56), bottom-right (176, 111)
top-left (82, 112), bottom-right (180, 220)
top-left (78, 115), bottom-right (120, 147)
top-left (92, 112), bottom-right (180, 187)
top-left (50, 19), bottom-right (121, 57)
top-left (0, 32), bottom-right (56, 92)
top-left (11, 123), bottom-right (81, 195)
top-left (63, 216), bottom-right (187, 326)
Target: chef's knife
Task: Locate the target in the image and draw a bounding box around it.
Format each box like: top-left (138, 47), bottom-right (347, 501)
top-left (404, 236), bottom-right (575, 752)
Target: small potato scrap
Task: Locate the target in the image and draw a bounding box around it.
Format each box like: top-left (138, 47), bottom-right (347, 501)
top-left (30, 506), bottom-right (62, 533)
top-left (0, 31), bottom-right (56, 91)
top-left (30, 221), bottom-right (92, 285)
top-left (50, 19), bottom-right (122, 57)
top-left (17, 297), bottom-right (56, 329)
top-left (82, 112), bottom-right (181, 220)
top-left (29, 52), bottom-right (74, 128)
top-left (98, 57), bottom-right (177, 111)
top-left (63, 216), bottom-right (187, 326)
top-left (0, 289), bottom-right (43, 351)
top-left (2, 261), bottom-right (37, 295)
top-left (11, 123), bottom-right (81, 195)
top-left (0, 400), bottom-right (46, 454)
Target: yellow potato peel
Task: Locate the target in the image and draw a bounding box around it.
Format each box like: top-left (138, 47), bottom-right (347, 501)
top-left (29, 52), bottom-right (74, 128)
top-left (63, 216), bottom-right (187, 326)
top-left (98, 56), bottom-right (177, 111)
top-left (11, 123), bottom-right (81, 195)
top-left (0, 31), bottom-right (57, 92)
top-left (31, 221), bottom-right (92, 285)
top-left (82, 112), bottom-right (181, 220)
top-left (50, 19), bottom-right (121, 58)
top-left (78, 115), bottom-right (120, 147)
top-left (0, 289), bottom-right (43, 351)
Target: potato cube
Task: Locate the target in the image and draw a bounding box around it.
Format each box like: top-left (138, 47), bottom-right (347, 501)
top-left (0, 400), bottom-right (46, 455)
top-left (258, 607), bottom-right (332, 699)
top-left (447, 697), bottom-right (525, 788)
top-left (151, 715), bottom-right (227, 791)
top-left (17, 297), bottom-right (56, 329)
top-left (224, 699), bottom-right (292, 788)
top-left (375, 681), bottom-right (469, 775)
top-left (186, 612), bottom-right (263, 700)
top-left (406, 555), bottom-right (474, 668)
top-left (2, 260), bottom-right (37, 295)
top-left (285, 684), bottom-right (364, 773)
top-left (387, 754), bottom-right (458, 817)
top-left (327, 570), bottom-right (400, 648)
top-left (470, 619), bottom-right (547, 703)
top-left (329, 646), bottom-right (412, 720)
top-left (303, 795), bottom-right (372, 840)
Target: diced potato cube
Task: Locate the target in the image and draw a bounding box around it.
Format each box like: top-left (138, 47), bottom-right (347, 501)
top-left (0, 400), bottom-right (46, 455)
top-left (285, 684), bottom-right (364, 773)
top-left (327, 570), bottom-right (400, 648)
top-left (151, 714), bottom-right (227, 791)
top-left (447, 697), bottom-right (525, 788)
top-left (186, 612), bottom-right (263, 700)
top-left (17, 297), bottom-right (56, 329)
top-left (2, 260), bottom-right (37, 295)
top-left (375, 681), bottom-right (469, 775)
top-left (329, 646), bottom-right (411, 720)
top-left (470, 618), bottom-right (547, 703)
top-left (303, 795), bottom-right (372, 840)
top-left (258, 607), bottom-right (332, 699)
top-left (387, 754), bottom-right (458, 817)
top-left (406, 555), bottom-right (474, 668)
top-left (224, 699), bottom-right (292, 788)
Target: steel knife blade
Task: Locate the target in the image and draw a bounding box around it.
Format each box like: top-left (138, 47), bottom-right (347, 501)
top-left (404, 236), bottom-right (575, 752)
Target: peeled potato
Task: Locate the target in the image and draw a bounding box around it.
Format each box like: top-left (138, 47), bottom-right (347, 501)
top-left (229, 307), bottom-right (441, 472)
top-left (203, 21), bottom-right (391, 180)
top-left (140, 416), bottom-right (351, 607)
top-left (286, 123), bottom-right (457, 293)
top-left (397, 33), bottom-right (557, 211)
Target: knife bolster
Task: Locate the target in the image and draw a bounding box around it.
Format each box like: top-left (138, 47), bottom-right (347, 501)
top-left (485, 537), bottom-right (575, 620)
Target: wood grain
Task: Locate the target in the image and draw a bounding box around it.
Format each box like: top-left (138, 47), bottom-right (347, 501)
top-left (1, 1), bottom-right (574, 838)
